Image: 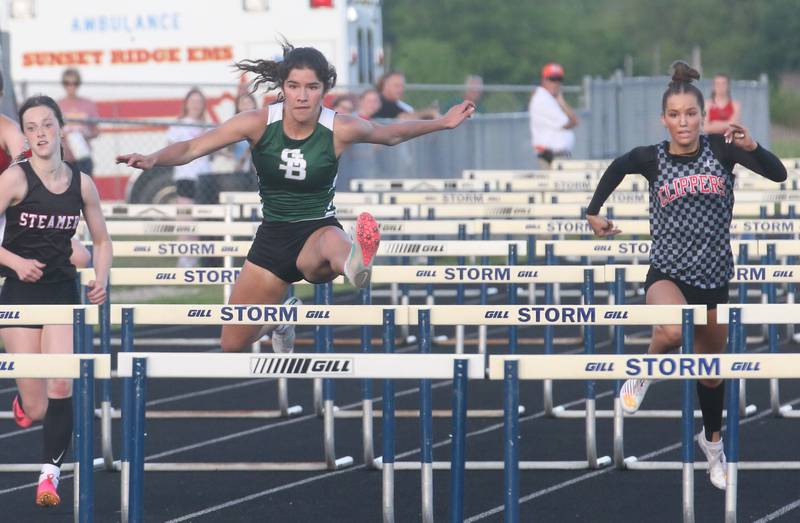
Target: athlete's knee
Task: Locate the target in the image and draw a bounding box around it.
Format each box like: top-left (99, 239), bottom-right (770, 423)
top-left (22, 396), bottom-right (48, 421)
top-left (700, 378), bottom-right (722, 389)
top-left (655, 324), bottom-right (683, 348)
top-left (47, 379), bottom-right (72, 399)
top-left (220, 330), bottom-right (249, 353)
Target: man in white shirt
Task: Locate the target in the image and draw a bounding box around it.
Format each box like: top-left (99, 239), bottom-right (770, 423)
top-left (528, 63), bottom-right (579, 167)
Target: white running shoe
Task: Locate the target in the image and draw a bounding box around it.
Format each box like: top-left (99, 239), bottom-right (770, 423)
top-left (697, 428), bottom-right (727, 490)
top-left (344, 212), bottom-right (380, 288)
top-left (271, 297), bottom-right (301, 354)
top-left (620, 378), bottom-right (651, 414)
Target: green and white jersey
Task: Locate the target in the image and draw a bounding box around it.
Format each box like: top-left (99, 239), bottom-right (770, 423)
top-left (252, 102), bottom-right (338, 221)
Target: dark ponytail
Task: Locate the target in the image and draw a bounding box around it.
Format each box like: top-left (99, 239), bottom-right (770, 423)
top-left (234, 40), bottom-right (337, 98)
top-left (661, 60), bottom-right (704, 113)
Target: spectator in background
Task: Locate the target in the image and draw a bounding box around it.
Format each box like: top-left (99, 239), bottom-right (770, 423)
top-left (443, 74), bottom-right (484, 113)
top-left (373, 71), bottom-right (438, 120)
top-left (228, 93), bottom-right (257, 173)
top-left (528, 62), bottom-right (579, 167)
top-left (331, 94), bottom-right (355, 115)
top-left (166, 87), bottom-right (211, 267)
top-left (57, 68), bottom-right (99, 176)
top-left (705, 74), bottom-right (741, 135)
top-left (167, 87), bottom-right (211, 205)
top-left (356, 88), bottom-right (381, 120)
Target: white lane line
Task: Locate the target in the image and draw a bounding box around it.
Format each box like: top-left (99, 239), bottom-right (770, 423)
top-left (753, 500), bottom-right (800, 522)
top-left (163, 388), bottom-right (613, 521)
top-left (464, 394), bottom-right (800, 522)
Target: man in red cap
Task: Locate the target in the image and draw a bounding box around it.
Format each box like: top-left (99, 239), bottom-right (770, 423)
top-left (528, 62), bottom-right (579, 167)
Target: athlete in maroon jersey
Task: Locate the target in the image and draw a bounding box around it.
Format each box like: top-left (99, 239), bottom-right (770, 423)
top-left (0, 95), bottom-right (112, 507)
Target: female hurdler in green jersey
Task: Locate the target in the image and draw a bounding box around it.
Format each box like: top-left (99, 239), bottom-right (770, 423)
top-left (118, 43), bottom-right (475, 353)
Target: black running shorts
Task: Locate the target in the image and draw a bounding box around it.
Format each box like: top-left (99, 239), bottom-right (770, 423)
top-left (0, 278), bottom-right (81, 329)
top-left (644, 266), bottom-right (729, 310)
top-left (246, 217), bottom-right (343, 283)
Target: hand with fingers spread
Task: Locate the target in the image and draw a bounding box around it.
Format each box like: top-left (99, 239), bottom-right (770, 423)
top-left (13, 257), bottom-right (45, 283)
top-left (115, 153), bottom-right (156, 170)
top-left (440, 101), bottom-right (476, 129)
top-left (587, 214), bottom-right (621, 237)
top-left (723, 123), bottom-right (757, 151)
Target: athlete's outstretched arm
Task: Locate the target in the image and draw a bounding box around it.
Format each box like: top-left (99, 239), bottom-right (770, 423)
top-left (723, 123), bottom-right (787, 182)
top-left (335, 101), bottom-right (475, 150)
top-left (585, 147), bottom-right (652, 237)
top-left (116, 110), bottom-right (265, 170)
top-left (80, 174), bottom-right (112, 304)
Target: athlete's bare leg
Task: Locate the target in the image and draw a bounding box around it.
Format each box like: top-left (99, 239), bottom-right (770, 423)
top-left (296, 226), bottom-right (352, 283)
top-left (220, 261), bottom-right (290, 352)
top-left (645, 279), bottom-right (686, 355)
top-left (41, 325), bottom-right (73, 399)
top-left (2, 328), bottom-right (48, 421)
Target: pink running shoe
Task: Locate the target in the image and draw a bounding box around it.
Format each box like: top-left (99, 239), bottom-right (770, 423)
top-left (12, 395), bottom-right (33, 429)
top-left (36, 474), bottom-right (60, 507)
top-left (344, 212), bottom-right (381, 288)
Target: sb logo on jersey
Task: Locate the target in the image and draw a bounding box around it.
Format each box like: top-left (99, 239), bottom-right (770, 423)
top-left (279, 149), bottom-right (307, 181)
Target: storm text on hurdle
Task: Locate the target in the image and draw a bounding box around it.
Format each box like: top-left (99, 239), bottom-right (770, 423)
top-left (215, 306), bottom-right (299, 322)
top-left (157, 243), bottom-right (217, 255)
top-left (182, 269), bottom-right (241, 283)
top-left (497, 306), bottom-right (597, 322)
top-left (585, 358), bottom-right (762, 376)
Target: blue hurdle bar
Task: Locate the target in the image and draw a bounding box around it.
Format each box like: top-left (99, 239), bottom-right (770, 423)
top-left (360, 286), bottom-right (375, 467)
top-left (322, 282), bottom-right (338, 469)
top-left (382, 309), bottom-right (396, 523)
top-left (449, 359), bottom-right (468, 523)
top-left (120, 308), bottom-right (134, 523)
top-left (418, 309), bottom-right (434, 523)
top-left (681, 308), bottom-right (695, 522)
top-left (725, 307), bottom-right (743, 522)
top-left (98, 298), bottom-right (114, 470)
top-left (128, 357), bottom-right (147, 523)
top-left (78, 358), bottom-right (95, 523)
top-left (613, 268), bottom-right (626, 467)
top-left (503, 360), bottom-right (519, 523)
top-left (508, 245), bottom-right (518, 356)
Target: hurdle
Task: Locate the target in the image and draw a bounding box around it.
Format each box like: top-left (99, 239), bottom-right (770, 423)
top-left (219, 190), bottom-right (381, 206)
top-left (116, 346), bottom-right (484, 523)
top-left (376, 304), bottom-right (695, 472)
top-left (79, 270), bottom-right (303, 446)
top-left (111, 305), bottom-right (412, 466)
top-left (490, 342), bottom-right (800, 522)
top-left (0, 305), bottom-right (111, 523)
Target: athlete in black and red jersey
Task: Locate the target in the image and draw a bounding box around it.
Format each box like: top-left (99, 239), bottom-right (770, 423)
top-left (586, 61), bottom-right (786, 490)
top-left (0, 95), bottom-right (112, 507)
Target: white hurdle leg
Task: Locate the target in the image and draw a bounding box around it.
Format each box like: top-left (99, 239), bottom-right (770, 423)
top-left (613, 397), bottom-right (625, 468)
top-left (363, 398), bottom-right (376, 467)
top-left (725, 464), bottom-right (738, 523)
top-left (682, 463), bottom-right (695, 523)
top-left (383, 463), bottom-right (395, 523)
top-left (101, 401), bottom-right (114, 470)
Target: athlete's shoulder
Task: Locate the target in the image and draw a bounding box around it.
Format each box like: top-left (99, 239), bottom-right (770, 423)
top-left (0, 162), bottom-right (28, 201)
top-left (627, 145), bottom-right (657, 164)
top-left (1, 162), bottom-right (26, 179)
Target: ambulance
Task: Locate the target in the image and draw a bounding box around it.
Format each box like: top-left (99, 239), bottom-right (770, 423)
top-left (2, 0), bottom-right (384, 201)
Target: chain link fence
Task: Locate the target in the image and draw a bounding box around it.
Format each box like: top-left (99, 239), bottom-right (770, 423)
top-left (14, 76), bottom-right (769, 203)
